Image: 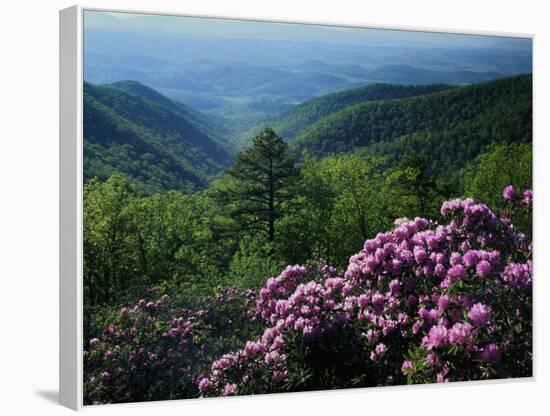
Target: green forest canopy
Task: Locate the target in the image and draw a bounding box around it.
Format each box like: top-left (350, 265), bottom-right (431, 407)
top-left (83, 74), bottom-right (532, 307)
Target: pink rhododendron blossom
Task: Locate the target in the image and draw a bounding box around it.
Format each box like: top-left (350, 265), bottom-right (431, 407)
top-left (423, 324), bottom-right (448, 349)
top-left (370, 343), bottom-right (388, 361)
top-left (522, 189), bottom-right (533, 205)
top-left (501, 261), bottom-right (532, 290)
top-left (198, 378), bottom-right (211, 393)
top-left (480, 343), bottom-right (501, 363)
top-left (448, 322), bottom-right (473, 346)
top-left (468, 303), bottom-right (491, 327)
top-left (503, 185), bottom-right (517, 201)
top-left (476, 260), bottom-right (492, 278)
top-left (222, 383), bottom-right (237, 396)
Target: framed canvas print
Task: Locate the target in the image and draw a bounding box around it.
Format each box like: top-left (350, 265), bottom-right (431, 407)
top-left (60, 5), bottom-right (533, 410)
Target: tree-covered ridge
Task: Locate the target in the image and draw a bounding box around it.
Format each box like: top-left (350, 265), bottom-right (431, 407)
top-left (84, 82), bottom-right (233, 194)
top-left (291, 74), bottom-right (532, 175)
top-left (272, 83), bottom-right (455, 139)
top-left (109, 80), bottom-right (233, 152)
top-left (84, 97), bottom-right (204, 194)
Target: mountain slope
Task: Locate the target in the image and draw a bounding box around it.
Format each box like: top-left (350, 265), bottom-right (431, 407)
top-left (291, 74), bottom-right (532, 176)
top-left (109, 80), bottom-right (232, 151)
top-left (272, 83), bottom-right (455, 139)
top-left (84, 82), bottom-right (232, 193)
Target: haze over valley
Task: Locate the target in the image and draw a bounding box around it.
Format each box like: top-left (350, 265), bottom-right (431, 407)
top-left (84, 11), bottom-right (532, 148)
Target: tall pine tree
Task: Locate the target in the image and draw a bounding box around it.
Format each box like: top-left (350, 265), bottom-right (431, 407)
top-left (218, 128), bottom-right (298, 242)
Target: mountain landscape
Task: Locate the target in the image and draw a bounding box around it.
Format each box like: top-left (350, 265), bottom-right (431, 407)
top-left (84, 74), bottom-right (532, 193)
top-left (82, 11), bottom-right (533, 405)
top-left (84, 12), bottom-right (532, 140)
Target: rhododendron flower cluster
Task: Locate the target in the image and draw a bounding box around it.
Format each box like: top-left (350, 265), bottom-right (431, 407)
top-left (83, 286), bottom-right (257, 404)
top-left (199, 187), bottom-right (531, 395)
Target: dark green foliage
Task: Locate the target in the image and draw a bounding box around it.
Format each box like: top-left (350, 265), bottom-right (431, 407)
top-left (273, 83), bottom-right (454, 139)
top-left (109, 80), bottom-right (233, 151)
top-left (227, 236), bottom-right (286, 289)
top-left (277, 150), bottom-right (452, 267)
top-left (84, 82), bottom-right (233, 194)
top-left (384, 154), bottom-right (445, 219)
top-left (216, 128), bottom-right (299, 243)
top-left (292, 74), bottom-right (532, 181)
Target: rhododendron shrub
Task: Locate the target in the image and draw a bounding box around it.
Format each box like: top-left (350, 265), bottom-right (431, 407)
top-left (199, 188), bottom-right (532, 396)
top-left (84, 187), bottom-right (531, 402)
top-left (84, 287), bottom-right (258, 404)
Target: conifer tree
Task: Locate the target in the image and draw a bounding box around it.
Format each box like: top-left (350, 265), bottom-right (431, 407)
top-left (219, 128), bottom-right (298, 242)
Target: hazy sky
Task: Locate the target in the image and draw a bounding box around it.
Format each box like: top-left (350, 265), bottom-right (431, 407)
top-left (85, 10), bottom-right (531, 50)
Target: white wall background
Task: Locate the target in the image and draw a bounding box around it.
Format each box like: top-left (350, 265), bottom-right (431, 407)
top-left (0, 0), bottom-right (548, 414)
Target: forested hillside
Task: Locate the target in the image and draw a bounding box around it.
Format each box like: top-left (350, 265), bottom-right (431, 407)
top-left (84, 82), bottom-right (232, 194)
top-left (291, 74), bottom-right (532, 179)
top-left (272, 83), bottom-right (454, 139)
top-left (109, 80), bottom-right (232, 151)
top-left (84, 75), bottom-right (531, 194)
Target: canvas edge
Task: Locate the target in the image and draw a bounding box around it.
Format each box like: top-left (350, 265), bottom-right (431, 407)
top-left (60, 4), bottom-right (83, 411)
